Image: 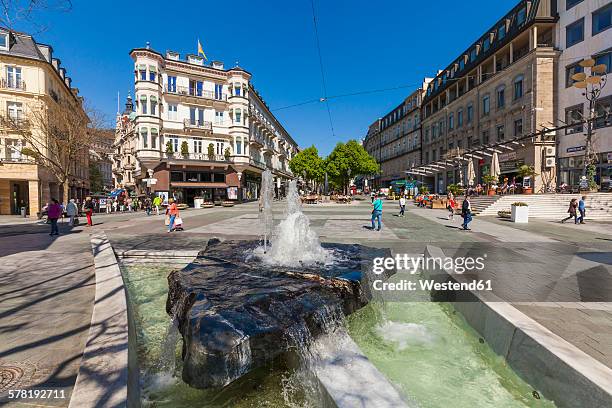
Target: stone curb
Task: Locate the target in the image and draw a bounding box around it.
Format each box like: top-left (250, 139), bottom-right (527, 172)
top-left (69, 232), bottom-right (129, 408)
top-left (424, 245), bottom-right (612, 408)
top-left (115, 249), bottom-right (200, 258)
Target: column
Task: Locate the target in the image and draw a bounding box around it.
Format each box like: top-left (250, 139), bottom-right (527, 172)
top-left (29, 180), bottom-right (40, 218)
top-left (509, 42), bottom-right (514, 64)
top-left (493, 54), bottom-right (497, 74)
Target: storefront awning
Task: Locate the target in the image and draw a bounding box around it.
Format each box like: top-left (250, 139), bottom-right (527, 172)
top-left (170, 182), bottom-right (228, 188)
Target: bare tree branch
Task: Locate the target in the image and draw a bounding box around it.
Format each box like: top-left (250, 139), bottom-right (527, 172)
top-left (0, 0), bottom-right (72, 33)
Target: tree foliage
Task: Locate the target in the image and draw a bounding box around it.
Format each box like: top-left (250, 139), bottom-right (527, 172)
top-left (325, 140), bottom-right (379, 192)
top-left (89, 161), bottom-right (103, 193)
top-left (1, 96), bottom-right (100, 204)
top-left (289, 145), bottom-right (325, 183)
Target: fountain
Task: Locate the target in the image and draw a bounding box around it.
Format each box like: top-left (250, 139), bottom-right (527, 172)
top-left (165, 174), bottom-right (391, 390)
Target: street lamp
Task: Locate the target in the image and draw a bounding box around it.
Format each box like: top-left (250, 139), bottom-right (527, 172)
top-left (572, 58), bottom-right (608, 187)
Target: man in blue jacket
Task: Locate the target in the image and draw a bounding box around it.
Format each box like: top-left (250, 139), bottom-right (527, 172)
top-left (578, 196), bottom-right (586, 224)
top-left (371, 194), bottom-right (383, 231)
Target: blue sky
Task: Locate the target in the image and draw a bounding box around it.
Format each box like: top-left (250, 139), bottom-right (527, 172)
top-left (23, 0), bottom-right (517, 155)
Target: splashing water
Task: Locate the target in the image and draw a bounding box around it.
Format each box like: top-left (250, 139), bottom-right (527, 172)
top-left (259, 170), bottom-right (274, 253)
top-left (256, 179), bottom-right (333, 266)
top-left (375, 321), bottom-right (436, 350)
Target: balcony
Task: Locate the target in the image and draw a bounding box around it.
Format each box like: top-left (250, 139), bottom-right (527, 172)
top-left (165, 85), bottom-right (227, 101)
top-left (249, 158), bottom-right (267, 170)
top-left (249, 136), bottom-right (264, 147)
top-left (184, 119), bottom-right (213, 132)
top-left (1, 156), bottom-right (31, 164)
top-left (166, 152), bottom-right (230, 162)
top-left (0, 78), bottom-right (26, 91)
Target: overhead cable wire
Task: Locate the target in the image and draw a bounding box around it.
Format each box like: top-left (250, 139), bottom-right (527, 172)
top-left (309, 0), bottom-right (335, 137)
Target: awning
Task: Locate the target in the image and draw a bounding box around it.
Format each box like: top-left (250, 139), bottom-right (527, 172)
top-left (109, 188), bottom-right (125, 197)
top-left (138, 64), bottom-right (146, 70)
top-left (170, 182), bottom-right (228, 188)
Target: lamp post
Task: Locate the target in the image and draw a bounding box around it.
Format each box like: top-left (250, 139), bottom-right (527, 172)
top-left (572, 58), bottom-right (608, 188)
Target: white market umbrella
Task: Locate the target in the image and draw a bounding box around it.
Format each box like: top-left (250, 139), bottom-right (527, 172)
top-left (490, 152), bottom-right (501, 179)
top-left (467, 159), bottom-right (475, 186)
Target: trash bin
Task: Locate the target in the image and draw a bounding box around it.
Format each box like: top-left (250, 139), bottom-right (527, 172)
top-left (20, 207), bottom-right (26, 217)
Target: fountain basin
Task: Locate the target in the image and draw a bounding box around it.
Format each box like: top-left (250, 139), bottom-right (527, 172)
top-left (166, 238), bottom-right (389, 390)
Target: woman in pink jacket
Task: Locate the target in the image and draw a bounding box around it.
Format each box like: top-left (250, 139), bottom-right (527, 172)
top-left (47, 198), bottom-right (62, 236)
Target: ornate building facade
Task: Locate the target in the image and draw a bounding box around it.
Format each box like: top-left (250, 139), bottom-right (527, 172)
top-left (113, 44), bottom-right (298, 204)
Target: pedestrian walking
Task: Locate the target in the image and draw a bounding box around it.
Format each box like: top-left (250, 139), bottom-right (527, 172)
top-left (461, 196), bottom-right (472, 230)
top-left (578, 196), bottom-right (586, 224)
top-left (447, 196), bottom-right (456, 221)
top-left (165, 198), bottom-right (180, 233)
top-left (47, 199), bottom-right (62, 236)
top-left (371, 193), bottom-right (383, 231)
top-left (144, 197), bottom-right (152, 216)
top-left (106, 199), bottom-right (112, 214)
top-left (561, 198), bottom-right (578, 224)
top-left (153, 195), bottom-right (162, 215)
top-left (83, 196), bottom-right (94, 226)
top-left (399, 195), bottom-right (406, 217)
top-left (66, 199), bottom-right (79, 226)
top-left (112, 199), bottom-right (118, 213)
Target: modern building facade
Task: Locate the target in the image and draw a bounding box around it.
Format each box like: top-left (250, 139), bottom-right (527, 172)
top-left (556, 0), bottom-right (612, 190)
top-left (113, 44), bottom-right (298, 205)
top-left (363, 82), bottom-right (429, 190)
top-left (0, 28), bottom-right (89, 216)
top-left (417, 0), bottom-right (560, 194)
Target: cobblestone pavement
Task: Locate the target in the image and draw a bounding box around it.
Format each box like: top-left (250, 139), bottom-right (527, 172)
top-left (1, 197), bottom-right (610, 407)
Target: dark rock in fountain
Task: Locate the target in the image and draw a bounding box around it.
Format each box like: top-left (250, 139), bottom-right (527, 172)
top-left (166, 238), bottom-right (390, 390)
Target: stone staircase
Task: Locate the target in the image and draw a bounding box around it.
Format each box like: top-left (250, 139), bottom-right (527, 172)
top-left (473, 193), bottom-right (612, 220)
top-left (457, 195), bottom-right (501, 215)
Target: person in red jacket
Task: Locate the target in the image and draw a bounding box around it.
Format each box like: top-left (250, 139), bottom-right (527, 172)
top-left (166, 198), bottom-right (180, 233)
top-left (83, 197), bottom-right (94, 226)
top-left (47, 198), bottom-right (62, 236)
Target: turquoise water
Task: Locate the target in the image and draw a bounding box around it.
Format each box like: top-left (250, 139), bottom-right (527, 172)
top-left (122, 263), bottom-right (556, 408)
top-left (347, 300), bottom-right (556, 408)
top-left (121, 264), bottom-right (317, 408)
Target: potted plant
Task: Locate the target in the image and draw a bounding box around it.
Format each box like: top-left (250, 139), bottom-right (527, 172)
top-left (181, 140), bottom-right (189, 157)
top-left (165, 140), bottom-right (174, 156)
top-left (511, 202), bottom-right (529, 223)
top-left (447, 183), bottom-right (462, 196)
top-left (517, 165), bottom-right (538, 194)
top-left (207, 143), bottom-right (215, 160)
top-left (497, 209), bottom-right (511, 219)
top-left (224, 147), bottom-right (231, 161)
top-left (482, 175), bottom-right (498, 196)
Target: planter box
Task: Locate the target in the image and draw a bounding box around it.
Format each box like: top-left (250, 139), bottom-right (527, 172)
top-left (511, 205), bottom-right (529, 223)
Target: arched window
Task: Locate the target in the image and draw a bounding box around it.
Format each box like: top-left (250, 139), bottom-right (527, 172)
top-left (139, 95), bottom-right (147, 115)
top-left (150, 95), bottom-right (157, 116)
top-left (151, 128), bottom-right (158, 149)
top-left (513, 75), bottom-right (524, 100)
top-left (140, 127), bottom-right (148, 149)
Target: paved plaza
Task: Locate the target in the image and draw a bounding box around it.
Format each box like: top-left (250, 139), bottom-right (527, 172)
top-left (0, 198), bottom-right (611, 406)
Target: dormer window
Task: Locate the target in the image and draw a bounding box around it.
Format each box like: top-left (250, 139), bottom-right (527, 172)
top-left (470, 48), bottom-right (477, 62)
top-left (498, 24), bottom-right (506, 40)
top-left (483, 37), bottom-right (491, 52)
top-left (0, 32), bottom-right (8, 50)
top-left (517, 7), bottom-right (527, 26)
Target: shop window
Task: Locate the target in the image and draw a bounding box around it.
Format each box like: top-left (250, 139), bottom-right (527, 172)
top-left (566, 18), bottom-right (584, 48)
top-left (201, 173), bottom-right (212, 182)
top-left (170, 172), bottom-right (184, 182)
top-left (214, 173), bottom-right (225, 183)
top-left (565, 104), bottom-right (584, 134)
top-left (186, 172), bottom-right (200, 182)
top-left (565, 62), bottom-right (584, 88)
top-left (594, 95), bottom-right (612, 129)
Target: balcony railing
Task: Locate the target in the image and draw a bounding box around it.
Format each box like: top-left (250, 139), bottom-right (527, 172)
top-left (0, 78), bottom-right (26, 91)
top-left (1, 156), bottom-right (31, 164)
top-left (184, 119), bottom-right (213, 131)
top-left (167, 152), bottom-right (229, 162)
top-left (249, 158), bottom-right (267, 170)
top-left (165, 85), bottom-right (227, 101)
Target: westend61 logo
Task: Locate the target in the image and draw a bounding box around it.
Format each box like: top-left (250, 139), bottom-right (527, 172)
top-left (371, 253), bottom-right (492, 292)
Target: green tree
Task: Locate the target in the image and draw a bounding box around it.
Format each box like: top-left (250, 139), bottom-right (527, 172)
top-left (89, 161), bottom-right (103, 193)
top-left (207, 143), bottom-right (215, 160)
top-left (181, 140), bottom-right (189, 156)
top-left (289, 145), bottom-right (325, 189)
top-left (325, 140), bottom-right (379, 194)
top-left (165, 140), bottom-right (173, 154)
